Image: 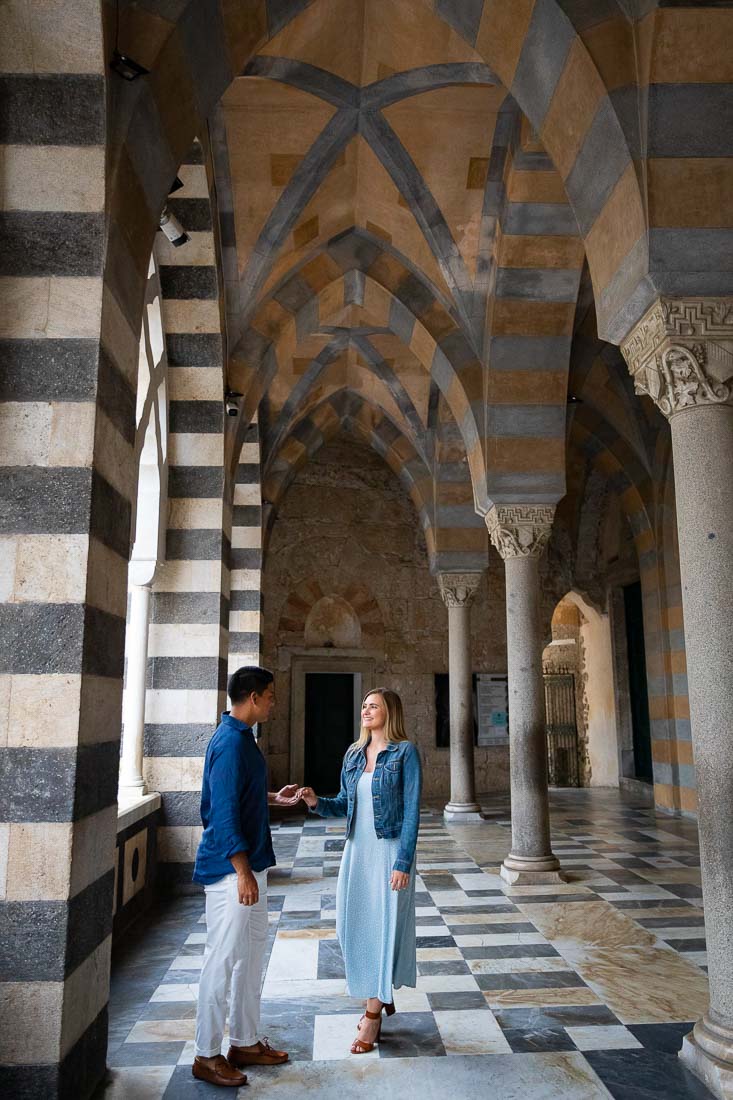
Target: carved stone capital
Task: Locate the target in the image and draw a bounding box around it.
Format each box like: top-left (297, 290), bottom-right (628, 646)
top-left (437, 572), bottom-right (483, 608)
top-left (621, 298), bottom-right (733, 419)
top-left (486, 505), bottom-right (555, 560)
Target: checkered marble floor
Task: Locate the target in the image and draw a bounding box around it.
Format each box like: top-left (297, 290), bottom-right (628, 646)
top-left (99, 790), bottom-right (715, 1099)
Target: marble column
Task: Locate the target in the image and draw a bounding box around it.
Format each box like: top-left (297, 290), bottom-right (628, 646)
top-left (438, 573), bottom-right (483, 822)
top-left (622, 297), bottom-right (733, 1099)
top-left (486, 505), bottom-right (564, 885)
top-left (119, 580), bottom-right (152, 801)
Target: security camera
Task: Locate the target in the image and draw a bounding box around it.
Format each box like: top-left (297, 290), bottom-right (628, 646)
top-left (225, 392), bottom-right (242, 417)
top-left (159, 206), bottom-right (189, 247)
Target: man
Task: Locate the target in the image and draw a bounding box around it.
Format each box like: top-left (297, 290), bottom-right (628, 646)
top-left (192, 665), bottom-right (300, 1087)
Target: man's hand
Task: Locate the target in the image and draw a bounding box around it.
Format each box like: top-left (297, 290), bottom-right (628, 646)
top-left (237, 869), bottom-right (259, 906)
top-left (269, 784), bottom-right (301, 806)
top-left (390, 870), bottom-right (410, 892)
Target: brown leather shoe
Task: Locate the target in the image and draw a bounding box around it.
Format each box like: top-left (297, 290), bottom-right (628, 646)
top-left (192, 1055), bottom-right (248, 1087)
top-left (227, 1037), bottom-right (289, 1067)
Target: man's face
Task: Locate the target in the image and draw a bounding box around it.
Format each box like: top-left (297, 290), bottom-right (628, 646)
top-left (251, 683), bottom-right (276, 725)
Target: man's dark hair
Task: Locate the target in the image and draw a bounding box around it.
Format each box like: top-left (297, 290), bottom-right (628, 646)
top-left (228, 666), bottom-right (274, 704)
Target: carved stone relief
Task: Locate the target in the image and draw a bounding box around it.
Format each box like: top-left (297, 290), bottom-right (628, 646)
top-left (621, 298), bottom-right (733, 419)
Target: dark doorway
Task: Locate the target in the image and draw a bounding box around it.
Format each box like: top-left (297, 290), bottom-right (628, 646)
top-left (304, 672), bottom-right (356, 795)
top-left (623, 581), bottom-right (653, 783)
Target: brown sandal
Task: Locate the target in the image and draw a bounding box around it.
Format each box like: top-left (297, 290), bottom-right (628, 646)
top-left (350, 1001), bottom-right (397, 1054)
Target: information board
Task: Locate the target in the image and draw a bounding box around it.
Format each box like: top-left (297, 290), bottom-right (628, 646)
top-left (475, 673), bottom-right (509, 746)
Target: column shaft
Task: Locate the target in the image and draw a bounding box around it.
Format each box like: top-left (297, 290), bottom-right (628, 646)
top-left (502, 554), bottom-right (561, 881)
top-left (445, 601), bottom-right (481, 817)
top-left (674, 406), bottom-right (733, 1088)
top-left (119, 583), bottom-right (152, 798)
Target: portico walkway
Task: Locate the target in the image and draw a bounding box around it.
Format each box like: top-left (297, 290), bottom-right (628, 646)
top-left (99, 790), bottom-right (713, 1099)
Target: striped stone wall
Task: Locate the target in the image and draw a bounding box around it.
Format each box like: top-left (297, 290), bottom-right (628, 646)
top-left (0, 6), bottom-right (123, 1094)
top-left (228, 419), bottom-right (265, 674)
top-left (143, 142), bottom-right (231, 893)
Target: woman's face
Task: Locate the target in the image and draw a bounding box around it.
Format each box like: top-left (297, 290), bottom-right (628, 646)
top-left (362, 693), bottom-right (387, 733)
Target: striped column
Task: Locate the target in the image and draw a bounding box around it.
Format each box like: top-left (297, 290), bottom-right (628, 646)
top-left (143, 144), bottom-right (231, 891)
top-left (229, 420), bottom-right (264, 673)
top-left (0, 8), bottom-right (122, 1095)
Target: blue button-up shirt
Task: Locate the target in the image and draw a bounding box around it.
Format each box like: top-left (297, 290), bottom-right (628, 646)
top-left (193, 712), bottom-right (276, 884)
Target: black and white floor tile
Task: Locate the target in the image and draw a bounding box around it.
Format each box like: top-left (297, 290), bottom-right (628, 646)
top-left (99, 791), bottom-right (714, 1099)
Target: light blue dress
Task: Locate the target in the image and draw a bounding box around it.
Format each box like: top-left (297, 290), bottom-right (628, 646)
top-left (336, 770), bottom-right (417, 1002)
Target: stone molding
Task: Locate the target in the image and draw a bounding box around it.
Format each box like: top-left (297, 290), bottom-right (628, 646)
top-left (486, 505), bottom-right (555, 560)
top-left (621, 298), bottom-right (733, 419)
top-left (437, 572), bottom-right (483, 608)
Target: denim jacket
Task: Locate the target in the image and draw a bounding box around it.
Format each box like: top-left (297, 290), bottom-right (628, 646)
top-left (312, 740), bottom-right (422, 874)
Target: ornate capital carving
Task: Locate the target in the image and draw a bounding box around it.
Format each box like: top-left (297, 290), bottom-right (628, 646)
top-left (437, 572), bottom-right (483, 608)
top-left (621, 298), bottom-right (733, 419)
top-left (486, 505), bottom-right (555, 560)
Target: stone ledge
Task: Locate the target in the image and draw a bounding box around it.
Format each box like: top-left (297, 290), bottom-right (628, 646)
top-left (117, 792), bottom-right (162, 834)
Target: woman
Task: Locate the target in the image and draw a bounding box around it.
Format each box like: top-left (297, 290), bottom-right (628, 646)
top-left (298, 687), bottom-right (422, 1054)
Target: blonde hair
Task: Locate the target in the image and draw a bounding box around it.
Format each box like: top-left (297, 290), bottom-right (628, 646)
top-left (350, 687), bottom-right (408, 753)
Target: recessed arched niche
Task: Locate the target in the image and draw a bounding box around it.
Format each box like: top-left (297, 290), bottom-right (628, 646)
top-left (304, 595), bottom-right (362, 649)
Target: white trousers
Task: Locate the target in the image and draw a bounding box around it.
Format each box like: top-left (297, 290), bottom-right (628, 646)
top-left (194, 869), bottom-right (269, 1057)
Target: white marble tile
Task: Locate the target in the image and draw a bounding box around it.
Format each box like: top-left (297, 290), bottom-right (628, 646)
top-left (651, 928), bottom-right (706, 941)
top-left (126, 1019), bottom-right (195, 1043)
top-left (266, 935), bottom-right (320, 982)
top-left (392, 987), bottom-right (431, 1012)
top-left (434, 1008), bottom-right (512, 1055)
top-left (598, 889), bottom-right (678, 901)
top-left (184, 932), bottom-right (207, 945)
top-left (100, 1066), bottom-right (175, 1099)
top-left (177, 1040), bottom-right (196, 1065)
top-left (167, 954), bottom-right (205, 971)
top-left (416, 906), bottom-right (441, 917)
top-left (262, 978), bottom-right (347, 1000)
top-left (454, 933), bottom-right (546, 947)
top-left (416, 975), bottom-right (480, 993)
top-left (566, 1025), bottom-right (643, 1051)
top-left (681, 951), bottom-right (708, 967)
top-left (453, 873), bottom-right (505, 890)
top-left (416, 926), bottom-right (452, 938)
top-left (467, 957), bottom-right (571, 975)
top-left (312, 1014), bottom-right (379, 1061)
top-left (416, 947), bottom-right (463, 961)
top-left (150, 983), bottom-right (199, 1003)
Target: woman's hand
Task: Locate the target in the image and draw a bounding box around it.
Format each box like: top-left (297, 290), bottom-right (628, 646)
top-left (298, 786), bottom-right (318, 809)
top-left (390, 870), bottom-right (410, 891)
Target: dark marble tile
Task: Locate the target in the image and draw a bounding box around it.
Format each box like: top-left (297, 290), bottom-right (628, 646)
top-left (659, 883), bottom-right (704, 899)
top-left (475, 971), bottom-right (586, 991)
top-left (378, 1012), bottom-right (446, 1059)
top-left (582, 1049), bottom-right (715, 1100)
top-left (613, 899), bottom-right (694, 911)
top-left (139, 1003), bottom-right (197, 1021)
top-left (637, 917), bottom-right (704, 929)
top-left (417, 960), bottom-right (472, 976)
top-left (628, 1023), bottom-right (695, 1055)
top-left (439, 904), bottom-right (518, 915)
top-left (461, 945), bottom-right (560, 960)
top-left (444, 921), bottom-right (537, 936)
top-left (663, 938), bottom-right (707, 952)
top-left (502, 1026), bottom-right (576, 1053)
top-left (495, 1004), bottom-right (621, 1029)
top-left (108, 1041), bottom-right (186, 1067)
top-left (317, 939), bottom-right (345, 979)
top-left (426, 991), bottom-right (488, 1011)
top-left (163, 1064), bottom-right (222, 1098)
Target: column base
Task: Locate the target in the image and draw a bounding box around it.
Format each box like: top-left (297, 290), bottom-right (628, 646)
top-left (500, 853), bottom-right (566, 886)
top-left (444, 802), bottom-right (484, 822)
top-left (680, 1017), bottom-right (733, 1100)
